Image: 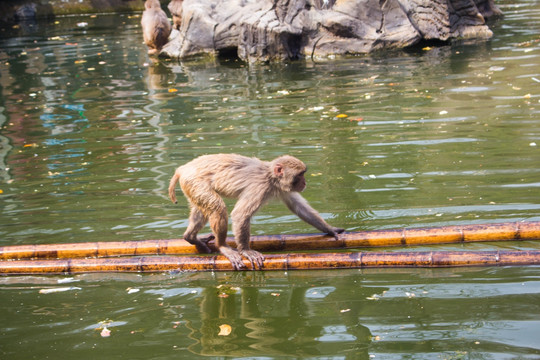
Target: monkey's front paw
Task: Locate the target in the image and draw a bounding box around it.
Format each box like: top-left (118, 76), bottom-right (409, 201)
top-left (327, 227), bottom-right (345, 240)
top-left (219, 246), bottom-right (246, 270)
top-left (334, 227), bottom-right (345, 234)
top-left (239, 250), bottom-right (265, 270)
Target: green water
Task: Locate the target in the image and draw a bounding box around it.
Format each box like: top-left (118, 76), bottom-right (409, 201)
top-left (1, 1), bottom-right (540, 358)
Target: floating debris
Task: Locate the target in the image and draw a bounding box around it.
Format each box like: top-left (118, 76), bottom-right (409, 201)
top-left (100, 327), bottom-right (111, 337)
top-left (218, 324), bottom-right (232, 336)
top-left (39, 287), bottom-right (81, 294)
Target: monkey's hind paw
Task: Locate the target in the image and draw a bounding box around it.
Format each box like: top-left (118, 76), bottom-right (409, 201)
top-left (184, 235), bottom-right (215, 253)
top-left (240, 250), bottom-right (265, 270)
top-left (199, 234), bottom-right (215, 243)
top-left (194, 242), bottom-right (212, 254)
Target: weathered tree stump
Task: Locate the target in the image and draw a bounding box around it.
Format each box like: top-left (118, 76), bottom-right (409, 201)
top-left (160, 0), bottom-right (502, 62)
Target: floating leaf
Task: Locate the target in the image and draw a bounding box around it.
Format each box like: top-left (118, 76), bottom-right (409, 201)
top-left (336, 114), bottom-right (348, 118)
top-left (100, 327), bottom-right (111, 337)
top-left (218, 324), bottom-right (232, 336)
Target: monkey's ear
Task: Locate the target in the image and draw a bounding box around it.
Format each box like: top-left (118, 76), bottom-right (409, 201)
top-left (274, 164), bottom-right (284, 177)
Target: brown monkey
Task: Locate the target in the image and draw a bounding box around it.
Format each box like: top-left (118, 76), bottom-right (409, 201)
top-left (167, 0), bottom-right (183, 30)
top-left (141, 0), bottom-right (172, 55)
top-left (168, 154), bottom-right (345, 270)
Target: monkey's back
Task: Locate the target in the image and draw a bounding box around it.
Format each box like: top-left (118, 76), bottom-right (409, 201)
top-left (178, 154), bottom-right (273, 199)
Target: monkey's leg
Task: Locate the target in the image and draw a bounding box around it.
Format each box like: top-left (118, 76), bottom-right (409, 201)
top-left (184, 207), bottom-right (213, 253)
top-left (283, 192), bottom-right (345, 240)
top-left (234, 221), bottom-right (265, 270)
top-left (208, 211), bottom-right (245, 270)
top-left (190, 191), bottom-right (244, 270)
top-left (231, 201), bottom-right (265, 270)
top-left (187, 185), bottom-right (245, 270)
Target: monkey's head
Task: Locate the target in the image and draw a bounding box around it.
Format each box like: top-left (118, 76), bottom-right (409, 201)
top-left (145, 0), bottom-right (161, 9)
top-left (271, 155), bottom-right (307, 193)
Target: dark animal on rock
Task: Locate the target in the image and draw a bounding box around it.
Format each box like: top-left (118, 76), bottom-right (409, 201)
top-left (141, 0), bottom-right (172, 55)
top-left (168, 153), bottom-right (345, 270)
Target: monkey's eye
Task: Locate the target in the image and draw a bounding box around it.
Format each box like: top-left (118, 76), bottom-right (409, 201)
top-left (292, 173), bottom-right (304, 186)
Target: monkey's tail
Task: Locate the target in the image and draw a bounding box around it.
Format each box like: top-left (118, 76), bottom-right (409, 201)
top-left (168, 170), bottom-right (180, 204)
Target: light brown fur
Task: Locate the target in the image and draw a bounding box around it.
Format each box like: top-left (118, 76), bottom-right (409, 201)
top-left (167, 0), bottom-right (183, 30)
top-left (141, 0), bottom-right (172, 55)
top-left (168, 154), bottom-right (344, 270)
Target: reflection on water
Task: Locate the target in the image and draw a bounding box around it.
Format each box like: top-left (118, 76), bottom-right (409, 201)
top-left (0, 0), bottom-right (540, 358)
top-left (1, 268), bottom-right (539, 359)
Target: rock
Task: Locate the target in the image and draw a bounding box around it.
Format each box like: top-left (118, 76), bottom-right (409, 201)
top-left (160, 0), bottom-right (502, 62)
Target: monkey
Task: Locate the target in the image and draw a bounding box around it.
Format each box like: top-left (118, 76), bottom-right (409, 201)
top-left (141, 0), bottom-right (172, 55)
top-left (167, 0), bottom-right (183, 30)
top-left (168, 154), bottom-right (345, 270)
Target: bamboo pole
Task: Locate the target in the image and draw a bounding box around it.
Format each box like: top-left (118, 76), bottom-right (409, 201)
top-left (1, 221), bottom-right (539, 261)
top-left (1, 250), bottom-right (540, 274)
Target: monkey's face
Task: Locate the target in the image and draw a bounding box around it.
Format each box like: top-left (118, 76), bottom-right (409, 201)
top-left (272, 155), bottom-right (308, 193)
top-left (292, 171), bottom-right (306, 192)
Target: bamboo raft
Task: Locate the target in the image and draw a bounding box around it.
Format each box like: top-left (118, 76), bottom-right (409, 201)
top-left (1, 221), bottom-right (540, 274)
